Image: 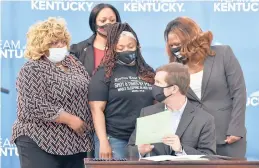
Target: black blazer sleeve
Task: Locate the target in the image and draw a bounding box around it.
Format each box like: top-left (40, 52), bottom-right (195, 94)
top-left (69, 35), bottom-right (95, 76)
top-left (70, 44), bottom-right (79, 59)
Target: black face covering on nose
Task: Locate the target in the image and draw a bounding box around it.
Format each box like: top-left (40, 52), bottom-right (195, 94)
top-left (170, 46), bottom-right (187, 64)
top-left (117, 50), bottom-right (136, 64)
top-left (96, 23), bottom-right (111, 37)
top-left (152, 85), bottom-right (174, 102)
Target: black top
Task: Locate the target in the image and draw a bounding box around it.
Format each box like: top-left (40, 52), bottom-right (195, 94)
top-left (88, 64), bottom-right (154, 140)
top-left (70, 34), bottom-right (96, 76)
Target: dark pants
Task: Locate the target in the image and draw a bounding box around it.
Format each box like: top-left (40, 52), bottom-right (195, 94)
top-left (15, 136), bottom-right (87, 168)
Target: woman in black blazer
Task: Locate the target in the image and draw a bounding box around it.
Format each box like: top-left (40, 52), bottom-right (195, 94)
top-left (163, 17), bottom-right (247, 158)
top-left (70, 3), bottom-right (121, 76)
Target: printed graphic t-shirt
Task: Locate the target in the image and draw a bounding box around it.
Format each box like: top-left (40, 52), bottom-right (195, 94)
top-left (88, 64), bottom-right (154, 140)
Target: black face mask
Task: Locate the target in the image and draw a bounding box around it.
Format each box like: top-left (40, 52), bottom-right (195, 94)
top-left (117, 50), bottom-right (137, 64)
top-left (96, 23), bottom-right (111, 37)
top-left (170, 46), bottom-right (187, 64)
top-left (152, 85), bottom-right (174, 102)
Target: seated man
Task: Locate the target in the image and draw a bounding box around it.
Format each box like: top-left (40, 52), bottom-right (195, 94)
top-left (128, 62), bottom-right (216, 158)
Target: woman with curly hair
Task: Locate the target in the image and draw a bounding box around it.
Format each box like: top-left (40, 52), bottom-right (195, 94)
top-left (164, 17), bottom-right (246, 157)
top-left (88, 23), bottom-right (155, 159)
top-left (11, 17), bottom-right (94, 168)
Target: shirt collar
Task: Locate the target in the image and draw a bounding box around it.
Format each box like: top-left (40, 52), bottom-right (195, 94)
top-left (165, 98), bottom-right (187, 114)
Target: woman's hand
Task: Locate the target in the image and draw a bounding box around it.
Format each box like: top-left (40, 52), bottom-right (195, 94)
top-left (67, 115), bottom-right (88, 135)
top-left (99, 140), bottom-right (113, 159)
top-left (55, 111), bottom-right (87, 135)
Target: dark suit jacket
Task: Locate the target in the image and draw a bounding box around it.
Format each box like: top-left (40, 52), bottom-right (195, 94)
top-left (70, 34), bottom-right (96, 76)
top-left (186, 45), bottom-right (246, 157)
top-left (128, 101), bottom-right (217, 158)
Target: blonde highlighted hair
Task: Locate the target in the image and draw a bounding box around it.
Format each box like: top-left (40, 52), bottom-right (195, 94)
top-left (181, 31), bottom-right (215, 64)
top-left (24, 17), bottom-right (71, 60)
top-left (164, 17), bottom-right (215, 63)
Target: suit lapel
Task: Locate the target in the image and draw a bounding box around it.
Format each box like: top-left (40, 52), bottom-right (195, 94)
top-left (83, 44), bottom-right (95, 76)
top-left (152, 102), bottom-right (195, 155)
top-left (82, 35), bottom-right (96, 76)
top-left (201, 56), bottom-right (215, 100)
top-left (175, 101), bottom-right (195, 138)
top-left (187, 88), bottom-right (201, 103)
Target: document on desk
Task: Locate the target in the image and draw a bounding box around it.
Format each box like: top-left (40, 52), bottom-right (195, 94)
top-left (141, 155), bottom-right (209, 161)
top-left (135, 110), bottom-right (172, 145)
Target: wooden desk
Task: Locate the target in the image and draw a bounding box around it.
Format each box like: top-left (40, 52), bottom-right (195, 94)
top-left (85, 159), bottom-right (259, 168)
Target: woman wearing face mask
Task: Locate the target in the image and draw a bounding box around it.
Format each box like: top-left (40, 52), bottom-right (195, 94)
top-left (164, 17), bottom-right (246, 158)
top-left (11, 17), bottom-right (93, 168)
top-left (88, 23), bottom-right (155, 159)
top-left (70, 3), bottom-right (121, 76)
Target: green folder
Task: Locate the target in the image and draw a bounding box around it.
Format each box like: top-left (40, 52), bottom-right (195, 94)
top-left (136, 110), bottom-right (172, 145)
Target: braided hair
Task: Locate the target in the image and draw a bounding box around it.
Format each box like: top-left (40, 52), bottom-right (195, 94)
top-left (101, 23), bottom-right (155, 84)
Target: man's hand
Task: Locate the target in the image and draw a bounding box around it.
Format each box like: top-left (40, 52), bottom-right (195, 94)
top-left (138, 144), bottom-right (154, 156)
top-left (162, 134), bottom-right (182, 152)
top-left (225, 135), bottom-right (241, 144)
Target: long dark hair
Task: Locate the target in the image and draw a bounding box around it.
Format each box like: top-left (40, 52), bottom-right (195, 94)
top-left (101, 23), bottom-right (155, 84)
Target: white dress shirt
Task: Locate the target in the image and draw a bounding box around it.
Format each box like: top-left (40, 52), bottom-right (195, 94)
top-left (165, 99), bottom-right (187, 156)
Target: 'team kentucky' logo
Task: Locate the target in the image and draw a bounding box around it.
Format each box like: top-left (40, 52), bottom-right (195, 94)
top-left (124, 0), bottom-right (185, 12)
top-left (0, 40), bottom-right (25, 59)
top-left (0, 138), bottom-right (18, 157)
top-left (247, 90), bottom-right (259, 107)
top-left (31, 0), bottom-right (94, 12)
top-left (214, 0), bottom-right (259, 12)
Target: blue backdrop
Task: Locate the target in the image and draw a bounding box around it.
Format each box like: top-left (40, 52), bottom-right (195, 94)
top-left (1, 0), bottom-right (259, 167)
